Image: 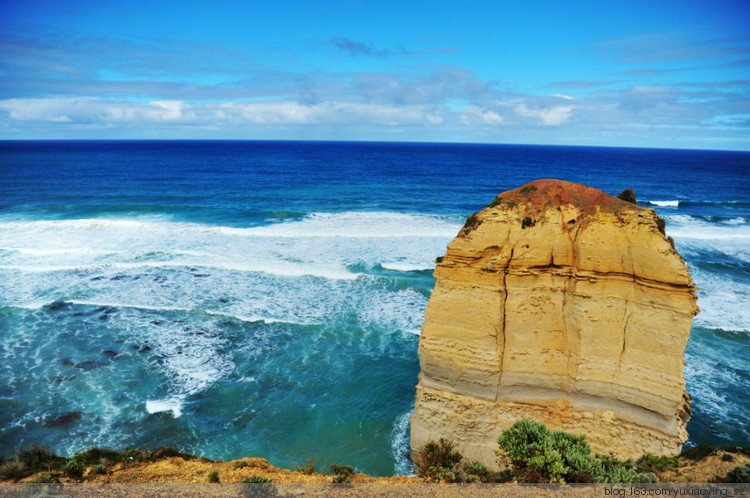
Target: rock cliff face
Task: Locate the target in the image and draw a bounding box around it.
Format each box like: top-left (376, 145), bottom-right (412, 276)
top-left (411, 179), bottom-right (699, 465)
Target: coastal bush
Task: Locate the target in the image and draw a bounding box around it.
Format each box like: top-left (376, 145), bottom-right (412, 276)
top-left (638, 455), bottom-right (679, 471)
top-left (724, 464), bottom-right (750, 483)
top-left (0, 460), bottom-right (28, 481)
top-left (330, 464), bottom-right (354, 483)
top-left (730, 447), bottom-right (750, 458)
top-left (240, 476), bottom-right (278, 498)
top-left (489, 197), bottom-right (503, 208)
top-left (519, 185), bottom-right (538, 195)
top-left (414, 438), bottom-right (463, 480)
top-left (496, 418), bottom-right (651, 483)
top-left (462, 213), bottom-right (481, 232)
top-left (242, 476), bottom-right (272, 483)
top-left (680, 444), bottom-right (716, 460)
top-left (72, 447), bottom-right (121, 466)
top-left (17, 445), bottom-right (58, 471)
top-left (30, 474), bottom-right (54, 483)
top-left (463, 461), bottom-right (493, 482)
top-left (414, 438), bottom-right (495, 483)
top-left (207, 470), bottom-right (220, 483)
top-left (330, 464), bottom-right (354, 476)
top-left (150, 446), bottom-right (182, 460)
top-left (617, 188), bottom-right (637, 204)
top-left (91, 464), bottom-right (108, 475)
top-left (64, 459), bottom-right (84, 480)
top-left (234, 460), bottom-right (249, 469)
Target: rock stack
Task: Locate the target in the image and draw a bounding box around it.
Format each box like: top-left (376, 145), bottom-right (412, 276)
top-left (411, 179), bottom-right (698, 465)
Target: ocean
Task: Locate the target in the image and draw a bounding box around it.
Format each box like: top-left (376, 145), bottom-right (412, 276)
top-left (0, 140), bottom-right (748, 476)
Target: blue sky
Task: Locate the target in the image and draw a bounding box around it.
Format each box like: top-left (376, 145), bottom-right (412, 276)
top-left (1, 0), bottom-right (749, 149)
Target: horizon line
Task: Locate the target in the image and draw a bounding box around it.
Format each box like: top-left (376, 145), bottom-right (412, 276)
top-left (1, 138), bottom-right (748, 154)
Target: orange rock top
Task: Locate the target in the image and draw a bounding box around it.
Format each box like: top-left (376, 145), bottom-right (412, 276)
top-left (491, 179), bottom-right (641, 220)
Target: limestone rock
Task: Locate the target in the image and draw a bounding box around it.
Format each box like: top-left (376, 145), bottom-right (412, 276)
top-left (411, 179), bottom-right (699, 465)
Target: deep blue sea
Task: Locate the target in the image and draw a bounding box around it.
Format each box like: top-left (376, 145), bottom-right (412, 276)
top-left (0, 141), bottom-right (748, 476)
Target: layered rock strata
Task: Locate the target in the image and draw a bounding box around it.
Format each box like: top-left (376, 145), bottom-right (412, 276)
top-left (411, 179), bottom-right (699, 465)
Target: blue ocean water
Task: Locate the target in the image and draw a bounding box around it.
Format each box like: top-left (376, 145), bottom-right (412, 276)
top-left (0, 140), bottom-right (748, 476)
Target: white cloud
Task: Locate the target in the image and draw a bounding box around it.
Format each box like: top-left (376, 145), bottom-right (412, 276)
top-left (0, 97), bottom-right (445, 129)
top-left (148, 101), bottom-right (187, 121)
top-left (1, 87), bottom-right (748, 150)
top-left (0, 98), bottom-right (196, 124)
top-left (459, 105), bottom-right (503, 125)
top-left (515, 103), bottom-right (573, 126)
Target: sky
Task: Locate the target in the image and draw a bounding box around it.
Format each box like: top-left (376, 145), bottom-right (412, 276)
top-left (1, 0), bottom-right (749, 150)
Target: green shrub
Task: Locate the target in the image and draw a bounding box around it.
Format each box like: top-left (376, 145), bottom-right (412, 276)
top-left (494, 467), bottom-right (518, 483)
top-left (680, 444), bottom-right (716, 460)
top-left (91, 464), bottom-right (108, 475)
top-left (489, 197), bottom-right (503, 208)
top-left (462, 213), bottom-right (481, 232)
top-left (724, 465), bottom-right (750, 483)
top-left (31, 474), bottom-right (54, 483)
top-left (464, 461), bottom-right (493, 482)
top-left (17, 445), bottom-right (58, 471)
top-left (639, 455), bottom-right (679, 471)
top-left (234, 460), bottom-right (249, 469)
top-left (0, 460), bottom-right (28, 481)
top-left (241, 475), bottom-right (271, 483)
top-left (330, 464), bottom-right (354, 476)
top-left (207, 470), bottom-right (220, 483)
top-left (150, 446), bottom-right (182, 460)
top-left (519, 185), bottom-right (538, 195)
top-left (497, 418), bottom-right (650, 483)
top-left (72, 447), bottom-right (121, 466)
top-left (64, 459), bottom-right (85, 480)
top-left (414, 438), bottom-right (494, 483)
top-left (415, 438), bottom-right (463, 481)
top-left (240, 476), bottom-right (278, 498)
top-left (330, 463), bottom-right (354, 483)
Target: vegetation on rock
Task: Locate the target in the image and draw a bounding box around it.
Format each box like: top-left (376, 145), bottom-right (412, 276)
top-left (330, 464), bottom-right (354, 483)
top-left (0, 460), bottom-right (28, 482)
top-left (724, 464), bottom-right (750, 483)
top-left (292, 456), bottom-right (318, 475)
top-left (496, 418), bottom-right (656, 483)
top-left (414, 438), bottom-right (497, 483)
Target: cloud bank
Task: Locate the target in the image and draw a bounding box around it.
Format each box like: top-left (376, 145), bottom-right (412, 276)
top-left (1, 19), bottom-right (749, 149)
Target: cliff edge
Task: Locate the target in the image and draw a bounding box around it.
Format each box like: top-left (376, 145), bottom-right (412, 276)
top-left (411, 179), bottom-right (699, 465)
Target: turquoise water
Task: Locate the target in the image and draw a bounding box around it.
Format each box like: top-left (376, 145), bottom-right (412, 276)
top-left (0, 141), bottom-right (748, 475)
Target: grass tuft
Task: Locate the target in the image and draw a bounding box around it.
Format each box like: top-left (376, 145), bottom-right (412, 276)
top-left (292, 457), bottom-right (318, 475)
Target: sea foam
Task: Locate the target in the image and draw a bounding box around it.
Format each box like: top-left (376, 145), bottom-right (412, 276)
top-left (146, 399), bottom-right (183, 418)
top-left (648, 200), bottom-right (680, 207)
